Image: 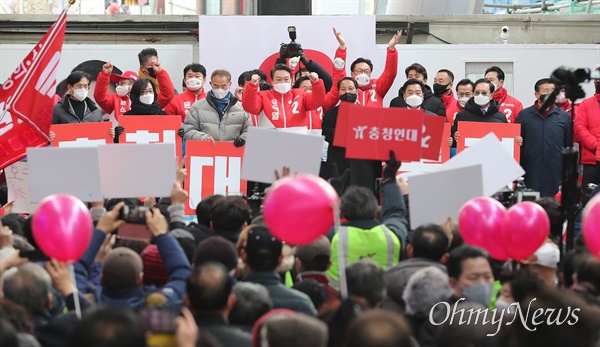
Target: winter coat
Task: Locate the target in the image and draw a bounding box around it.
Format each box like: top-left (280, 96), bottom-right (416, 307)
top-left (243, 272), bottom-right (317, 316)
top-left (52, 94), bottom-right (103, 124)
top-left (574, 95), bottom-right (600, 165)
top-left (451, 98), bottom-right (508, 146)
top-left (183, 93), bottom-right (250, 142)
top-left (321, 104), bottom-right (348, 180)
top-left (93, 70), bottom-right (131, 121)
top-left (492, 87), bottom-right (524, 123)
top-left (390, 85), bottom-right (446, 116)
top-left (163, 88), bottom-right (207, 122)
top-left (517, 104), bottom-right (571, 197)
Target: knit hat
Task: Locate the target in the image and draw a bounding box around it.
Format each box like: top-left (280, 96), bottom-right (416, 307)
top-left (141, 245), bottom-right (168, 287)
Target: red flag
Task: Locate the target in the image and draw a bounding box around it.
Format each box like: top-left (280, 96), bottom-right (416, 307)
top-left (0, 10), bottom-right (67, 169)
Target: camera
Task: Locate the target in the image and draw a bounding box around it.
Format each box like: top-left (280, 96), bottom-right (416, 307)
top-left (244, 183), bottom-right (265, 219)
top-left (281, 26), bottom-right (302, 60)
top-left (500, 26), bottom-right (509, 40)
top-left (493, 178), bottom-right (540, 208)
top-left (119, 205), bottom-right (151, 224)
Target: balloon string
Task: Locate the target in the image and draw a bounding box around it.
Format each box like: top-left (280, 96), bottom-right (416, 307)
top-left (333, 202), bottom-right (348, 300)
top-left (69, 263), bottom-right (82, 319)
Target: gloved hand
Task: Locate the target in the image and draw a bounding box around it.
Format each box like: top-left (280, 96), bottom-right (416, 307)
top-left (328, 163), bottom-right (350, 197)
top-left (288, 57), bottom-right (300, 70)
top-left (333, 57), bottom-right (345, 71)
top-left (383, 150), bottom-right (401, 181)
top-left (114, 126), bottom-right (125, 137)
top-left (233, 137), bottom-right (246, 147)
top-left (178, 127), bottom-right (184, 138)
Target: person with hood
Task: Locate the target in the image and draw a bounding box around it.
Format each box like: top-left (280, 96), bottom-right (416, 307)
top-left (94, 61), bottom-right (139, 121)
top-left (321, 77), bottom-right (358, 180)
top-left (517, 78), bottom-right (571, 197)
top-left (390, 63), bottom-right (446, 116)
top-left (485, 65), bottom-right (523, 123)
top-left (136, 47), bottom-right (175, 107)
top-left (183, 69), bottom-right (251, 146)
top-left (242, 64), bottom-right (324, 129)
top-left (52, 71), bottom-right (104, 124)
top-left (163, 63), bottom-right (207, 122)
top-left (123, 78), bottom-right (168, 116)
top-left (449, 78), bottom-right (508, 148)
top-left (325, 30), bottom-right (401, 109)
top-left (445, 79), bottom-right (474, 124)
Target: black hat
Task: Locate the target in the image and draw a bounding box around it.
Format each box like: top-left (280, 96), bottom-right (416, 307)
top-left (245, 226), bottom-right (282, 260)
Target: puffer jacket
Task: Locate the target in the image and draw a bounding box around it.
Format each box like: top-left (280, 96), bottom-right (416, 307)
top-left (183, 93), bottom-right (251, 142)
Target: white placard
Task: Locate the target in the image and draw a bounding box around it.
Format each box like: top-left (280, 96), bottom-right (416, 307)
top-left (5, 162), bottom-right (38, 214)
top-left (98, 143), bottom-right (176, 198)
top-left (241, 127), bottom-right (324, 184)
top-left (27, 147), bottom-right (103, 202)
top-left (435, 133), bottom-right (524, 196)
top-left (409, 165), bottom-right (484, 229)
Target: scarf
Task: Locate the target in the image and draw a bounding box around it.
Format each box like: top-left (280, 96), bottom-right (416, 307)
top-left (127, 101), bottom-right (166, 115)
top-left (492, 87), bottom-right (508, 103)
top-left (534, 100), bottom-right (553, 118)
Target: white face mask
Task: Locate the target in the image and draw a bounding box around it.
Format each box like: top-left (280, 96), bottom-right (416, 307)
top-left (72, 88), bottom-right (88, 102)
top-left (186, 78), bottom-right (203, 91)
top-left (139, 93), bottom-right (154, 105)
top-left (405, 94), bottom-right (423, 108)
top-left (116, 85), bottom-right (129, 97)
top-left (212, 88), bottom-right (229, 99)
top-left (355, 73), bottom-right (371, 87)
top-left (458, 97), bottom-right (470, 108)
top-left (533, 242), bottom-right (560, 269)
top-left (474, 94), bottom-right (490, 107)
top-left (495, 299), bottom-right (514, 313)
top-left (273, 82), bottom-right (292, 95)
top-left (491, 82), bottom-right (498, 92)
top-left (556, 91), bottom-right (567, 104)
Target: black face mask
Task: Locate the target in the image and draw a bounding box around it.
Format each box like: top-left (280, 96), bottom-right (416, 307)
top-left (340, 93), bottom-right (357, 103)
top-left (145, 67), bottom-right (157, 78)
top-left (433, 83), bottom-right (450, 96)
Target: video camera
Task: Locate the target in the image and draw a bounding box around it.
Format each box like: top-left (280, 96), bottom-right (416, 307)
top-left (280, 26), bottom-right (303, 60)
top-left (493, 178), bottom-right (540, 208)
top-left (243, 183), bottom-right (266, 219)
top-left (119, 205), bottom-right (151, 224)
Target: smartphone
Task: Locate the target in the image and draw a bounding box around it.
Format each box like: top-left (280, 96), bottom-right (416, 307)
top-left (20, 249), bottom-right (50, 262)
top-left (139, 308), bottom-right (180, 334)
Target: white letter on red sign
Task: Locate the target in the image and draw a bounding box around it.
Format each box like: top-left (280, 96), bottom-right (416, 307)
top-left (188, 157), bottom-right (214, 210)
top-left (214, 156), bottom-right (241, 195)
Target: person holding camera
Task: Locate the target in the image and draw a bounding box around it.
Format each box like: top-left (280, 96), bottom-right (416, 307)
top-left (242, 65), bottom-right (325, 129)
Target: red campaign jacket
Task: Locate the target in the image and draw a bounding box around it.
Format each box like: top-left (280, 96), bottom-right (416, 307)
top-left (445, 99), bottom-right (463, 123)
top-left (322, 48), bottom-right (350, 111)
top-left (93, 71), bottom-right (131, 121)
top-left (242, 80), bottom-right (325, 128)
top-left (237, 94), bottom-right (259, 126)
top-left (574, 95), bottom-right (600, 164)
top-left (493, 88), bottom-right (523, 123)
top-left (163, 89), bottom-right (206, 122)
top-left (441, 92), bottom-right (456, 110)
top-left (307, 107), bottom-right (324, 130)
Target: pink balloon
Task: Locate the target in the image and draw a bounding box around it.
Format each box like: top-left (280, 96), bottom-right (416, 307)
top-left (263, 174), bottom-right (340, 245)
top-left (503, 202), bottom-right (550, 261)
top-left (458, 197), bottom-right (509, 260)
top-left (32, 194), bottom-right (93, 262)
top-left (582, 194), bottom-right (600, 261)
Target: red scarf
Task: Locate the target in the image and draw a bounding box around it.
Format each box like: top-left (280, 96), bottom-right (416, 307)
top-left (441, 92), bottom-right (455, 108)
top-left (493, 87), bottom-right (507, 103)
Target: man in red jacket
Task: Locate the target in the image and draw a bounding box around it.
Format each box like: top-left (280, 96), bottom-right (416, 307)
top-left (163, 63), bottom-right (207, 121)
top-left (445, 79), bottom-right (475, 123)
top-left (485, 66), bottom-right (523, 123)
top-left (94, 61), bottom-right (139, 122)
top-left (574, 76), bottom-right (600, 187)
top-left (323, 30), bottom-right (402, 109)
top-left (433, 69), bottom-right (457, 111)
top-left (136, 48), bottom-right (175, 108)
top-left (242, 65), bottom-right (325, 129)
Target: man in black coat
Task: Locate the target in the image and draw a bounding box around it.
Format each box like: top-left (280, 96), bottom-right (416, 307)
top-left (517, 78), bottom-right (571, 197)
top-left (390, 63), bottom-right (446, 116)
top-left (449, 78), bottom-right (508, 147)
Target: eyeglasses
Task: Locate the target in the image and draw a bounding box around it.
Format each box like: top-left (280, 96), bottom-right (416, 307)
top-left (353, 69), bottom-right (370, 74)
top-left (142, 89), bottom-right (154, 95)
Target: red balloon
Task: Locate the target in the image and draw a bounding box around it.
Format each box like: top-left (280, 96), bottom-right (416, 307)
top-left (263, 174), bottom-right (340, 245)
top-left (458, 197), bottom-right (509, 260)
top-left (32, 194), bottom-right (93, 262)
top-left (503, 202), bottom-right (550, 261)
top-left (582, 194), bottom-right (600, 261)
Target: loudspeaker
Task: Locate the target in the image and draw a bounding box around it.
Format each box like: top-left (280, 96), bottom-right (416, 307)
top-left (257, 0), bottom-right (311, 15)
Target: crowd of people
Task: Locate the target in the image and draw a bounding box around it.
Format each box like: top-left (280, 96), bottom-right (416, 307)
top-left (0, 25), bottom-right (599, 347)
